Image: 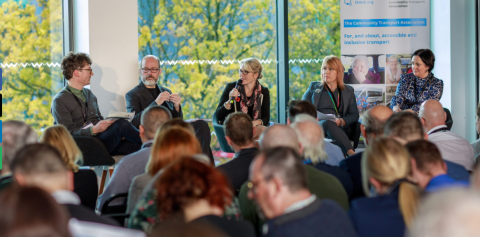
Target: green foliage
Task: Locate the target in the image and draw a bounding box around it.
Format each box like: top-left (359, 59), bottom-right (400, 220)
top-left (0, 0), bottom-right (63, 133)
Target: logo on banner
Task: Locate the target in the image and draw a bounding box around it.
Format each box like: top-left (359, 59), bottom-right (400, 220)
top-left (344, 0), bottom-right (352, 6)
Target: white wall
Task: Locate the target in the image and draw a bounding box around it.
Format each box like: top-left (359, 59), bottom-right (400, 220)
top-left (73, 0), bottom-right (139, 116)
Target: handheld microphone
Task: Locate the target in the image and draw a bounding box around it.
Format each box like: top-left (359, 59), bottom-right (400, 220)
top-left (230, 79), bottom-right (242, 104)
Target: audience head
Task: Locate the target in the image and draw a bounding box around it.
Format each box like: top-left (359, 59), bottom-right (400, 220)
top-left (1, 120), bottom-right (38, 174)
top-left (259, 125), bottom-right (300, 152)
top-left (11, 144), bottom-right (71, 193)
top-left (239, 58), bottom-right (263, 80)
top-left (147, 126), bottom-right (202, 175)
top-left (156, 157), bottom-right (232, 222)
top-left (351, 55), bottom-right (370, 77)
top-left (140, 105), bottom-right (172, 141)
top-left (140, 55), bottom-right (161, 87)
top-left (406, 140), bottom-right (446, 190)
top-left (290, 114), bottom-right (327, 164)
top-left (61, 51), bottom-right (92, 80)
top-left (287, 100), bottom-right (317, 125)
top-left (149, 222), bottom-right (228, 237)
top-left (409, 188), bottom-right (480, 237)
top-left (0, 185), bottom-right (71, 237)
top-left (160, 118), bottom-right (195, 134)
top-left (39, 125), bottom-right (83, 172)
top-left (224, 112), bottom-right (254, 149)
top-left (361, 105), bottom-right (393, 145)
top-left (418, 100), bottom-right (446, 131)
top-left (362, 137), bottom-right (420, 228)
top-left (321, 55), bottom-right (345, 90)
top-left (248, 147), bottom-right (308, 219)
top-left (384, 111), bottom-right (425, 145)
top-left (412, 48), bottom-right (435, 73)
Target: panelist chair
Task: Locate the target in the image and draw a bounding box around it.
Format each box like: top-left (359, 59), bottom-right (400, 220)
top-left (212, 111), bottom-right (235, 153)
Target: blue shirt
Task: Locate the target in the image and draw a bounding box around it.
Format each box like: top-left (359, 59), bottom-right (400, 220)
top-left (324, 141), bottom-right (344, 166)
top-left (425, 174), bottom-right (469, 192)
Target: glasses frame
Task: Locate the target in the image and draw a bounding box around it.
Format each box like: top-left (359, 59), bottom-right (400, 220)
top-left (77, 68), bottom-right (93, 73)
top-left (141, 68), bottom-right (160, 73)
top-left (238, 69), bottom-right (253, 76)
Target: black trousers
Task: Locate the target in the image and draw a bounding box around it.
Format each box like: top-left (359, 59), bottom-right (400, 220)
top-left (97, 119), bottom-right (142, 156)
top-left (189, 120), bottom-right (214, 164)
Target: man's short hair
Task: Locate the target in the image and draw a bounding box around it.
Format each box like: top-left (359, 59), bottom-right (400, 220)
top-left (260, 147), bottom-right (307, 192)
top-left (61, 52), bottom-right (92, 80)
top-left (260, 125), bottom-right (299, 151)
top-left (224, 112), bottom-right (253, 146)
top-left (384, 112), bottom-right (424, 141)
top-left (141, 106), bottom-right (172, 140)
top-left (159, 118), bottom-right (195, 134)
top-left (287, 100), bottom-right (316, 122)
top-left (362, 109), bottom-right (386, 136)
top-left (406, 140), bottom-right (443, 173)
top-left (10, 144), bottom-right (67, 177)
top-left (1, 121), bottom-right (38, 167)
top-left (141, 55), bottom-right (161, 68)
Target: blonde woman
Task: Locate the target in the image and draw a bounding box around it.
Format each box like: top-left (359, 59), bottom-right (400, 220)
top-left (349, 137), bottom-right (420, 237)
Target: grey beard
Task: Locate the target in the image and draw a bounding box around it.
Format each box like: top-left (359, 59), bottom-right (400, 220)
top-left (143, 78), bottom-right (157, 86)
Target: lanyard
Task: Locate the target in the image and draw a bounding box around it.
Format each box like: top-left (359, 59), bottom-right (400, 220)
top-left (65, 86), bottom-right (89, 125)
top-left (429, 127), bottom-right (449, 135)
top-left (325, 85), bottom-right (341, 118)
top-left (414, 76), bottom-right (432, 103)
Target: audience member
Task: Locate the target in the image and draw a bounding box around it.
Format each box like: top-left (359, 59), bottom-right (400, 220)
top-left (11, 144), bottom-right (119, 226)
top-left (419, 100), bottom-right (474, 171)
top-left (127, 124), bottom-right (200, 212)
top-left (349, 137), bottom-right (421, 237)
top-left (217, 112), bottom-right (259, 195)
top-left (97, 105), bottom-right (172, 211)
top-left (148, 222), bottom-right (228, 237)
top-left (471, 102), bottom-right (480, 161)
top-left (409, 188), bottom-right (480, 237)
top-left (238, 124), bottom-right (349, 234)
top-left (340, 105), bottom-right (393, 200)
top-left (291, 114), bottom-right (353, 198)
top-left (248, 147), bottom-right (357, 237)
top-left (52, 52), bottom-right (142, 155)
top-left (156, 157), bottom-right (255, 237)
top-left (385, 112), bottom-right (470, 181)
top-left (287, 100), bottom-right (344, 166)
top-left (407, 140), bottom-right (468, 192)
top-left (0, 120), bottom-right (38, 191)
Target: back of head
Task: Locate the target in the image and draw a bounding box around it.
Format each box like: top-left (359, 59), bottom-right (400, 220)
top-left (11, 143), bottom-right (67, 178)
top-left (260, 125), bottom-right (299, 151)
top-left (384, 112), bottom-right (424, 143)
top-left (2, 120), bottom-right (38, 170)
top-left (61, 51), bottom-right (92, 80)
top-left (290, 114), bottom-right (327, 164)
top-left (418, 100), bottom-right (445, 128)
top-left (362, 137), bottom-right (420, 228)
top-left (362, 105), bottom-right (393, 137)
top-left (224, 112), bottom-right (253, 146)
top-left (287, 100), bottom-right (316, 122)
top-left (409, 188), bottom-right (480, 237)
top-left (159, 118), bottom-right (195, 134)
top-left (141, 105), bottom-right (172, 140)
top-left (147, 127), bottom-right (202, 175)
top-left (0, 185), bottom-right (71, 237)
top-left (39, 125), bottom-right (82, 172)
top-left (260, 147), bottom-right (307, 193)
top-left (406, 140), bottom-right (443, 174)
top-left (156, 157), bottom-right (232, 221)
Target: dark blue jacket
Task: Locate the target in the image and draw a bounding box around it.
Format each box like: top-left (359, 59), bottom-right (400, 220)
top-left (339, 152), bottom-right (364, 200)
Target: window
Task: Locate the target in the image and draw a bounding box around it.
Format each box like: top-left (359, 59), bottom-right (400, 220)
top-left (1, 0), bottom-right (64, 132)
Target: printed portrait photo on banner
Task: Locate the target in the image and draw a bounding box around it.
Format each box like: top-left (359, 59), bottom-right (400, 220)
top-left (341, 54), bottom-right (384, 85)
top-left (385, 54), bottom-right (411, 85)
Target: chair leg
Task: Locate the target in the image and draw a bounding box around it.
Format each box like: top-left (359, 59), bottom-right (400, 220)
top-left (98, 169), bottom-right (108, 195)
top-left (109, 167), bottom-right (114, 177)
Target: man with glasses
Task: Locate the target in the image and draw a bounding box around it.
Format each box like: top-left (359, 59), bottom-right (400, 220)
top-left (52, 52), bottom-right (142, 155)
top-left (126, 55), bottom-right (213, 162)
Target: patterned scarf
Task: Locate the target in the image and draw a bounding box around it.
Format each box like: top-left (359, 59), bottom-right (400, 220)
top-left (237, 80), bottom-right (263, 121)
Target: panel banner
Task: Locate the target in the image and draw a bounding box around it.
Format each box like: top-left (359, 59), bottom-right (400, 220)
top-left (340, 0), bottom-right (430, 115)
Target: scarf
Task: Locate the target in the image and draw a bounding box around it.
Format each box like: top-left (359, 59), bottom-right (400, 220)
top-left (237, 80), bottom-right (263, 121)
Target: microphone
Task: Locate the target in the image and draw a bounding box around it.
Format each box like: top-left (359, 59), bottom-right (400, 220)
top-left (230, 79), bottom-right (242, 104)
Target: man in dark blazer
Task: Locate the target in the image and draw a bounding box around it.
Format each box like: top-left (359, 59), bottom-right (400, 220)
top-left (217, 112), bottom-right (259, 196)
top-left (11, 144), bottom-right (119, 226)
top-left (126, 55), bottom-right (213, 161)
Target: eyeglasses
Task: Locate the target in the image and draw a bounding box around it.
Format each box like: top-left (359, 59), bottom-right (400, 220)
top-left (142, 68), bottom-right (160, 73)
top-left (247, 177), bottom-right (270, 194)
top-left (78, 68), bottom-right (93, 73)
top-left (239, 69), bottom-right (252, 75)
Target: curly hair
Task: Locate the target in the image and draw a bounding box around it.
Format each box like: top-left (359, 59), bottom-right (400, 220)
top-left (156, 157), bottom-right (233, 221)
top-left (61, 52), bottom-right (92, 80)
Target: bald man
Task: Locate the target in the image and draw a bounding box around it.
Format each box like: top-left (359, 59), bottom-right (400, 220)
top-left (419, 100), bottom-right (474, 171)
top-left (340, 105), bottom-right (393, 200)
top-left (238, 124), bottom-right (349, 234)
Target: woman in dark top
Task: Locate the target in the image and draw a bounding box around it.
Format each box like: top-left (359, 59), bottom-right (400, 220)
top-left (156, 157), bottom-right (255, 237)
top-left (302, 55), bottom-right (359, 156)
top-left (349, 137), bottom-right (421, 237)
top-left (215, 58), bottom-right (270, 137)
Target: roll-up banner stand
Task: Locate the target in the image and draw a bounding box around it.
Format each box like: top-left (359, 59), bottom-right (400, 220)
top-left (341, 0), bottom-right (430, 116)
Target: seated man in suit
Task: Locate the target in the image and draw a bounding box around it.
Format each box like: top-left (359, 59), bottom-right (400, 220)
top-left (248, 147), bottom-right (357, 237)
top-left (11, 144), bottom-right (119, 226)
top-left (217, 112), bottom-right (259, 196)
top-left (419, 100), bottom-right (474, 171)
top-left (287, 100), bottom-right (344, 166)
top-left (290, 114), bottom-right (353, 198)
top-left (385, 112), bottom-right (470, 182)
top-left (97, 105), bottom-right (172, 211)
top-left (340, 105), bottom-right (393, 200)
top-left (0, 121), bottom-right (38, 192)
top-left (126, 55), bottom-right (213, 162)
top-left (406, 140), bottom-right (468, 192)
top-left (51, 52), bottom-right (142, 155)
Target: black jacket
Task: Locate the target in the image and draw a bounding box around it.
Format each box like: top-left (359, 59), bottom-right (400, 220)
top-left (217, 147), bottom-right (259, 196)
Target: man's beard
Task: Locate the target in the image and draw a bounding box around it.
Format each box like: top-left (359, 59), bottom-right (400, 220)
top-left (142, 76), bottom-right (158, 86)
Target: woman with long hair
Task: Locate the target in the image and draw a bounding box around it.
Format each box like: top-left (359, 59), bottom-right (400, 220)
top-left (349, 137), bottom-right (421, 237)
